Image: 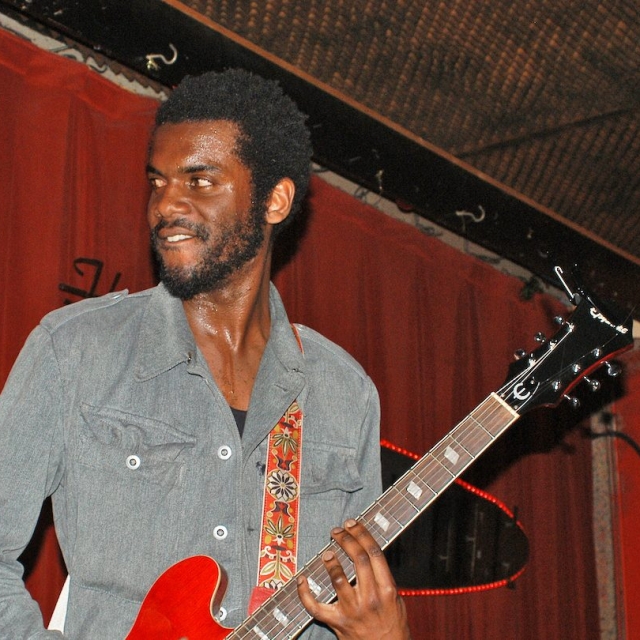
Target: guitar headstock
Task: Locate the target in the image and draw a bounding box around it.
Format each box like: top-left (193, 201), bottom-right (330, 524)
top-left (500, 267), bottom-right (634, 414)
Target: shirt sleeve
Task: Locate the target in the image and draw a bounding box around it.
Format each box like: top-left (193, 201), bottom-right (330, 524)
top-left (0, 325), bottom-right (67, 638)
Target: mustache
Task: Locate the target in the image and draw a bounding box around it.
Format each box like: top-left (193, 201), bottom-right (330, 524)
top-left (150, 218), bottom-right (211, 242)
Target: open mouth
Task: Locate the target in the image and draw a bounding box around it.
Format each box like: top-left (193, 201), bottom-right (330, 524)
top-left (165, 233), bottom-right (195, 243)
top-left (151, 219), bottom-right (209, 251)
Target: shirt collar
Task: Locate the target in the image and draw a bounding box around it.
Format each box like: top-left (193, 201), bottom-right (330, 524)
top-left (133, 282), bottom-right (306, 383)
top-left (134, 283), bottom-right (197, 381)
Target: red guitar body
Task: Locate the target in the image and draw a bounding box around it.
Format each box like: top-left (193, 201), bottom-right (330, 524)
top-left (127, 555), bottom-right (231, 639)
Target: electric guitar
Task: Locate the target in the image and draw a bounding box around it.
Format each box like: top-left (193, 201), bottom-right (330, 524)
top-left (127, 267), bottom-right (634, 639)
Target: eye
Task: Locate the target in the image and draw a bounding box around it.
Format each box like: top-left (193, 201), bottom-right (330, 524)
top-left (148, 176), bottom-right (165, 190)
top-left (189, 176), bottom-right (214, 188)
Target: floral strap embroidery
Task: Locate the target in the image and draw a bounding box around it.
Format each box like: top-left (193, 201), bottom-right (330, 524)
top-left (249, 326), bottom-right (304, 614)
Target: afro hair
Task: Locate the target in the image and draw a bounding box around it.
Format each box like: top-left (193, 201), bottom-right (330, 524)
top-left (155, 68), bottom-right (312, 231)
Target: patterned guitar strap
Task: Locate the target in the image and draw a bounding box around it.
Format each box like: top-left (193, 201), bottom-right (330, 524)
top-left (249, 324), bottom-right (304, 614)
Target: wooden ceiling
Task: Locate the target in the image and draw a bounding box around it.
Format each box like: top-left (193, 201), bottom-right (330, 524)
top-left (2, 0), bottom-right (639, 313)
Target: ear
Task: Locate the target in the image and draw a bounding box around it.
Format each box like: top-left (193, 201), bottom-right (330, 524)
top-left (265, 178), bottom-right (295, 226)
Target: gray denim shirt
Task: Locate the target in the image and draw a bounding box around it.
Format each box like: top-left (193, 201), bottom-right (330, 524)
top-left (0, 283), bottom-right (381, 639)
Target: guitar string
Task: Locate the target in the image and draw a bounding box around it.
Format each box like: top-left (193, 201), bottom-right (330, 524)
top-left (231, 398), bottom-right (518, 639)
top-left (231, 550), bottom-right (331, 638)
top-left (377, 398), bottom-right (515, 533)
top-left (259, 401), bottom-right (515, 637)
top-left (233, 328), bottom-right (583, 636)
top-left (356, 399), bottom-right (508, 540)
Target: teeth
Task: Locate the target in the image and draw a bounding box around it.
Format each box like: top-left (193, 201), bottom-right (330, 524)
top-left (167, 234), bottom-right (192, 243)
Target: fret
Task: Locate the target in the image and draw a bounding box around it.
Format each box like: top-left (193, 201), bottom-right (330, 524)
top-left (430, 438), bottom-right (474, 474)
top-left (302, 556), bottom-right (335, 601)
top-left (237, 582), bottom-right (311, 640)
top-left (359, 505), bottom-right (404, 545)
top-left (392, 470), bottom-right (434, 507)
top-left (384, 482), bottom-right (424, 520)
top-left (477, 394), bottom-right (518, 437)
top-left (272, 607), bottom-right (289, 626)
top-left (265, 602), bottom-right (304, 636)
top-left (250, 625), bottom-right (270, 640)
top-left (268, 592), bottom-right (301, 625)
top-left (455, 416), bottom-right (494, 455)
top-left (306, 575), bottom-right (323, 597)
top-left (416, 453), bottom-right (454, 493)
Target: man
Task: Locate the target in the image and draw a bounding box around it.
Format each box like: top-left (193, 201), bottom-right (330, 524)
top-left (0, 69), bottom-right (410, 638)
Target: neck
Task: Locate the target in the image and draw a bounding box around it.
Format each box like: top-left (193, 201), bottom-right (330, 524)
top-left (180, 247), bottom-right (274, 410)
top-left (183, 235), bottom-right (274, 337)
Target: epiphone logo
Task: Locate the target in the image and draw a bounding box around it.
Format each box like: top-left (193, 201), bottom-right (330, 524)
top-left (512, 382), bottom-right (532, 401)
top-left (590, 307), bottom-right (629, 334)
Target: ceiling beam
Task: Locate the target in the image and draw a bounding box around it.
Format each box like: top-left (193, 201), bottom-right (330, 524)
top-left (3, 0), bottom-right (640, 317)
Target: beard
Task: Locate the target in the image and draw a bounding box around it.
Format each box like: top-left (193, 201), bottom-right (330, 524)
top-left (151, 207), bottom-right (266, 300)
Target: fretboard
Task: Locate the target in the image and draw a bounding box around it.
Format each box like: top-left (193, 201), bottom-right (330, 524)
top-left (229, 392), bottom-right (519, 640)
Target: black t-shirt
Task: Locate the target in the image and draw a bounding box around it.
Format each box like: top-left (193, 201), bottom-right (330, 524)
top-left (230, 407), bottom-right (247, 437)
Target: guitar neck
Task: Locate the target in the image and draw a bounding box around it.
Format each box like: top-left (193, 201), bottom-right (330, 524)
top-left (230, 392), bottom-right (520, 640)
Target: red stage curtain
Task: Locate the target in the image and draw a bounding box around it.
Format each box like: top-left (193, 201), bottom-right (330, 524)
top-left (1, 27), bottom-right (605, 639)
top-left (0, 29), bottom-right (158, 375)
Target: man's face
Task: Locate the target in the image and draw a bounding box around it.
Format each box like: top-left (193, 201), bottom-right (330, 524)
top-left (147, 120), bottom-right (265, 300)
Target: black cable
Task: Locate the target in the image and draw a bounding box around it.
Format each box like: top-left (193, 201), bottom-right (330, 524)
top-left (587, 427), bottom-right (640, 460)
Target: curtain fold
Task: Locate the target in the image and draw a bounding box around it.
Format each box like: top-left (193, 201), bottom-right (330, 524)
top-left (1, 27), bottom-right (605, 638)
top-left (0, 30), bottom-right (158, 382)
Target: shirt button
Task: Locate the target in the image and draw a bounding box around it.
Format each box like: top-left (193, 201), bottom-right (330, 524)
top-left (216, 606), bottom-right (228, 622)
top-left (213, 525), bottom-right (228, 540)
top-left (217, 445), bottom-right (232, 460)
top-left (126, 455), bottom-right (141, 470)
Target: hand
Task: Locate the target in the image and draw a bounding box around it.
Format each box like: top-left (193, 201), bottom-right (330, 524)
top-left (297, 519), bottom-right (411, 640)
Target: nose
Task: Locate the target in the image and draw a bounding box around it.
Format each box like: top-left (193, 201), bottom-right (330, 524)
top-left (150, 182), bottom-right (190, 221)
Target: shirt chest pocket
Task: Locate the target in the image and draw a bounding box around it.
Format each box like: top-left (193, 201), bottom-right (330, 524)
top-left (297, 442), bottom-right (364, 557)
top-left (301, 442), bottom-right (363, 497)
top-left (75, 404), bottom-right (196, 489)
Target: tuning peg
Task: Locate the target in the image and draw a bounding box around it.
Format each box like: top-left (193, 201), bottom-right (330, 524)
top-left (564, 394), bottom-right (581, 409)
top-left (534, 332), bottom-right (546, 343)
top-left (583, 377), bottom-right (601, 392)
top-left (514, 349), bottom-right (527, 360)
top-left (605, 362), bottom-right (622, 377)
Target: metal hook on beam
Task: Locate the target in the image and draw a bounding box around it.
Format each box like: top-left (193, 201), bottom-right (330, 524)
top-left (146, 44), bottom-right (178, 71)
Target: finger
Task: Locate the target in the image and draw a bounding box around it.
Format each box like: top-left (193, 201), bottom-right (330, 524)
top-left (335, 519), bottom-right (396, 587)
top-left (322, 545), bottom-right (357, 597)
top-left (329, 523), bottom-right (374, 588)
top-left (296, 569), bottom-right (346, 628)
top-left (296, 573), bottom-right (321, 616)
top-left (296, 545), bottom-right (352, 608)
